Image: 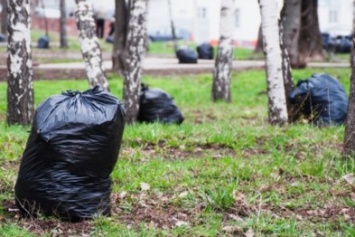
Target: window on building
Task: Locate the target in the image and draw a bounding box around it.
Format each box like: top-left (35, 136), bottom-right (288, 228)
top-left (329, 10), bottom-right (338, 23)
top-left (197, 7), bottom-right (207, 19)
top-left (235, 9), bottom-right (240, 27)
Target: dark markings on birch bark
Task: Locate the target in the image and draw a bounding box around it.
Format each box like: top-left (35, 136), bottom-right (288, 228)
top-left (278, 19), bottom-right (298, 122)
top-left (74, 0), bottom-right (109, 90)
top-left (212, 1), bottom-right (234, 103)
top-left (7, 0), bottom-right (34, 125)
top-left (122, 0), bottom-right (148, 124)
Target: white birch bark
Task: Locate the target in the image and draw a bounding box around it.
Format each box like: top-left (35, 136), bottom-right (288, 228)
top-left (123, 0), bottom-right (148, 124)
top-left (212, 0), bottom-right (235, 102)
top-left (259, 0), bottom-right (288, 125)
top-left (74, 0), bottom-right (109, 90)
top-left (7, 0), bottom-right (34, 125)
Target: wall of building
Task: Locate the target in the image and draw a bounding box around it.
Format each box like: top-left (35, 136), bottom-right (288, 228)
top-left (318, 0), bottom-right (352, 36)
top-left (32, 16), bottom-right (112, 38)
top-left (27, 0), bottom-right (355, 48)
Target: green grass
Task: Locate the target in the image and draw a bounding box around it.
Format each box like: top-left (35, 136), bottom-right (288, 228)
top-left (0, 68), bottom-right (354, 236)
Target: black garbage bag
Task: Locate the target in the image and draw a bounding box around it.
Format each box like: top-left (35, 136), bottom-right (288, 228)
top-left (176, 46), bottom-right (198, 64)
top-left (0, 33), bottom-right (7, 43)
top-left (289, 73), bottom-right (348, 126)
top-left (15, 86), bottom-right (125, 221)
top-left (37, 35), bottom-right (50, 49)
top-left (138, 84), bottom-right (184, 124)
top-left (196, 42), bottom-right (214, 59)
top-left (105, 35), bottom-right (114, 43)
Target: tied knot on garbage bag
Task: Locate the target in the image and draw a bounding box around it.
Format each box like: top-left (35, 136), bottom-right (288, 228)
top-left (138, 83), bottom-right (184, 124)
top-left (289, 73), bottom-right (348, 126)
top-left (15, 86), bottom-right (125, 222)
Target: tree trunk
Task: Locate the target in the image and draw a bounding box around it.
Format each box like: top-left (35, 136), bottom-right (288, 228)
top-left (59, 0), bottom-right (68, 48)
top-left (122, 0), bottom-right (148, 124)
top-left (112, 0), bottom-right (130, 73)
top-left (281, 0), bottom-right (302, 68)
top-left (74, 0), bottom-right (109, 90)
top-left (299, 0), bottom-right (324, 62)
top-left (259, 0), bottom-right (288, 125)
top-left (168, 0), bottom-right (178, 52)
top-left (343, 0), bottom-right (355, 156)
top-left (279, 19), bottom-right (298, 122)
top-left (254, 24), bottom-right (263, 53)
top-left (40, 0), bottom-right (49, 37)
top-left (1, 0), bottom-right (7, 35)
top-left (7, 0), bottom-right (34, 125)
top-left (212, 0), bottom-right (235, 102)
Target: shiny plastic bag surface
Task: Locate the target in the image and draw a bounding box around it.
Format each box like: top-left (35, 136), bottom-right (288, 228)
top-left (15, 86), bottom-right (125, 221)
top-left (138, 84), bottom-right (184, 124)
top-left (289, 73), bottom-right (348, 126)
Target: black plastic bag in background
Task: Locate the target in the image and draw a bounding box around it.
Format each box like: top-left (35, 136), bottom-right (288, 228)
top-left (15, 86), bottom-right (125, 221)
top-left (37, 35), bottom-right (50, 49)
top-left (196, 42), bottom-right (214, 59)
top-left (176, 46), bottom-right (198, 64)
top-left (289, 73), bottom-right (348, 126)
top-left (138, 84), bottom-right (184, 124)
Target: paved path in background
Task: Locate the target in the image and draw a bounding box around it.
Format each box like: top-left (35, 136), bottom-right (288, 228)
top-left (0, 57), bottom-right (351, 81)
top-left (12, 57), bottom-right (351, 70)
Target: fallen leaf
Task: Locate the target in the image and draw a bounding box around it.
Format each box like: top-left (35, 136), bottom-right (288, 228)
top-left (228, 214), bottom-right (244, 222)
top-left (342, 173), bottom-right (355, 185)
top-left (175, 220), bottom-right (189, 227)
top-left (244, 229), bottom-right (254, 237)
top-left (232, 190), bottom-right (246, 201)
top-left (222, 225), bottom-right (242, 234)
top-left (179, 191), bottom-right (188, 198)
top-left (140, 182), bottom-right (150, 191)
top-left (119, 191), bottom-right (127, 199)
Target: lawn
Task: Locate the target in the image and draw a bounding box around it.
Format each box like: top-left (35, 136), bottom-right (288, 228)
top-left (0, 68), bottom-right (354, 236)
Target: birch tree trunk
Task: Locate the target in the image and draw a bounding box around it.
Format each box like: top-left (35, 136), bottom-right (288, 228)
top-left (343, 0), bottom-right (355, 156)
top-left (1, 0), bottom-right (7, 35)
top-left (74, 0), bottom-right (109, 90)
top-left (212, 0), bottom-right (235, 102)
top-left (279, 19), bottom-right (298, 122)
top-left (122, 0), bottom-right (148, 124)
top-left (7, 0), bottom-right (34, 125)
top-left (259, 0), bottom-right (288, 125)
top-left (59, 0), bottom-right (68, 48)
top-left (112, 0), bottom-right (129, 73)
top-left (254, 24), bottom-right (263, 53)
top-left (39, 0), bottom-right (49, 37)
top-left (168, 0), bottom-right (178, 52)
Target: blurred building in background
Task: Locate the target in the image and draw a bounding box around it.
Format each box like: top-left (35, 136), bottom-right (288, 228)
top-left (1, 0), bottom-right (351, 48)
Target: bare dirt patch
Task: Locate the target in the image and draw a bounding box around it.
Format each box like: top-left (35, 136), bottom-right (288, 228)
top-left (140, 142), bottom-right (236, 161)
top-left (2, 200), bottom-right (94, 237)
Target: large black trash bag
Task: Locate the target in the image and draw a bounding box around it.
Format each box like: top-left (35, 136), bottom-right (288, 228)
top-left (196, 42), bottom-right (214, 59)
top-left (15, 86), bottom-right (125, 221)
top-left (176, 46), bottom-right (198, 64)
top-left (289, 73), bottom-right (348, 126)
top-left (0, 33), bottom-right (7, 43)
top-left (138, 84), bottom-right (184, 124)
top-left (37, 35), bottom-right (50, 49)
